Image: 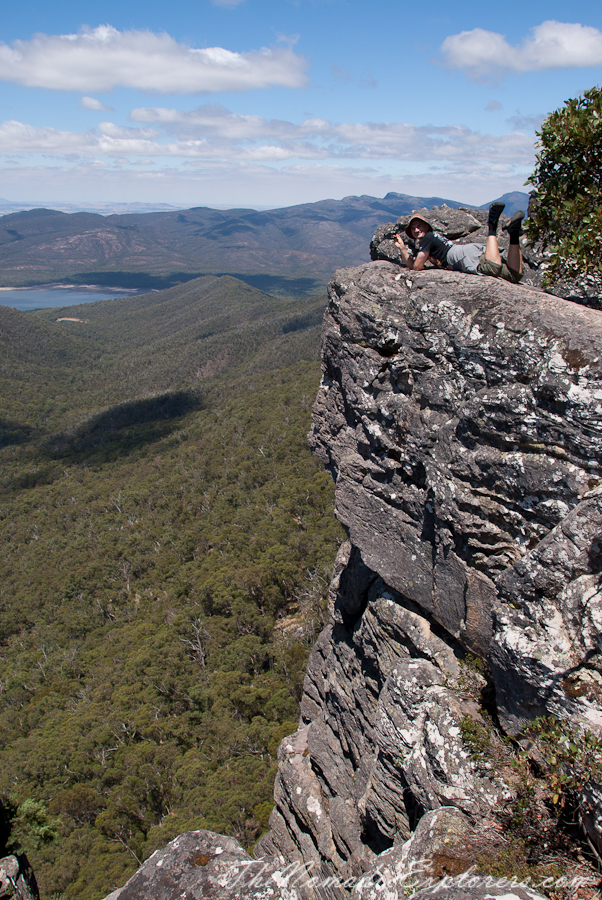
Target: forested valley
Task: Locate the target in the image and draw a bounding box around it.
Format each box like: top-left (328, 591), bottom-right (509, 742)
top-left (0, 277), bottom-right (344, 899)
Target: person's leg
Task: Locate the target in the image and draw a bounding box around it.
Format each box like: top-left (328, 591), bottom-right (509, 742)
top-left (507, 244), bottom-right (522, 274)
top-left (485, 202), bottom-right (504, 265)
top-left (485, 235), bottom-right (503, 265)
top-left (503, 211), bottom-right (524, 275)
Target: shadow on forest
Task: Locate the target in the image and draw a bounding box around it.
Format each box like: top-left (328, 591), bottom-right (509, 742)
top-left (281, 303), bottom-right (325, 334)
top-left (39, 270), bottom-right (325, 297)
top-left (45, 390), bottom-right (204, 458)
top-left (0, 417), bottom-right (33, 448)
top-left (64, 271), bottom-right (205, 291)
top-left (220, 273), bottom-right (325, 297)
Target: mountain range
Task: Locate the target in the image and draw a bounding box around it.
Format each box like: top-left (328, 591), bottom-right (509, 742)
top-left (0, 190), bottom-right (529, 295)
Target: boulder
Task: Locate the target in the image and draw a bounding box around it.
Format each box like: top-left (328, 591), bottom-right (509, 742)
top-left (0, 854), bottom-right (38, 900)
top-left (102, 831), bottom-right (292, 900)
top-left (350, 807), bottom-right (509, 900)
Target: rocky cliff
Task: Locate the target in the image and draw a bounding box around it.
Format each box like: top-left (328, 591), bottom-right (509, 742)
top-left (256, 256), bottom-right (602, 892)
top-left (104, 234), bottom-right (602, 898)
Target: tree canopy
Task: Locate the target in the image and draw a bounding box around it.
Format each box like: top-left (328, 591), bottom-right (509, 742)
top-left (0, 277), bottom-right (344, 899)
top-left (526, 85), bottom-right (602, 285)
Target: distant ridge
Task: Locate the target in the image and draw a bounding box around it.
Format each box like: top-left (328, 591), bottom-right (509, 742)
top-left (0, 191), bottom-right (530, 294)
top-left (478, 191), bottom-right (530, 217)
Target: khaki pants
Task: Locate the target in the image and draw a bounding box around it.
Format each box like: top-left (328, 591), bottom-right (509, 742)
top-left (477, 254), bottom-right (522, 283)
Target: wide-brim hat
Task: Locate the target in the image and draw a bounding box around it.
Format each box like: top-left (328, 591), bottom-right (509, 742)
top-left (404, 215), bottom-right (432, 240)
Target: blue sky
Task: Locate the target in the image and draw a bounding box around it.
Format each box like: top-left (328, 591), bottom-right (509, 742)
top-left (1, 0), bottom-right (602, 209)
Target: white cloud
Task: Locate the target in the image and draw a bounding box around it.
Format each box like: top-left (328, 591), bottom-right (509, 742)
top-left (130, 104), bottom-right (331, 140)
top-left (126, 106), bottom-right (535, 166)
top-left (79, 96), bottom-right (114, 111)
top-left (441, 20), bottom-right (602, 80)
top-left (97, 122), bottom-right (161, 140)
top-left (0, 111), bottom-right (535, 170)
top-left (330, 122), bottom-right (534, 164)
top-left (211, 0), bottom-right (246, 7)
top-left (485, 100), bottom-right (502, 112)
top-left (0, 25), bottom-right (308, 93)
top-left (507, 113), bottom-right (546, 132)
top-left (0, 121), bottom-right (93, 155)
top-left (0, 119), bottom-right (330, 161)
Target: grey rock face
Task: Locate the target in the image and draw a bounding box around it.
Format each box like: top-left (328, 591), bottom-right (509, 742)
top-left (0, 854), bottom-right (38, 900)
top-left (491, 490), bottom-right (602, 734)
top-left (311, 263), bottom-right (601, 646)
top-left (102, 831), bottom-right (297, 900)
top-left (264, 260), bottom-right (602, 880)
top-left (267, 575), bottom-right (501, 881)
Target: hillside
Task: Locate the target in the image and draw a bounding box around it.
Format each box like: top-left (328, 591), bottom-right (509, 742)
top-left (0, 276), bottom-right (344, 899)
top-left (0, 191), bottom-right (528, 294)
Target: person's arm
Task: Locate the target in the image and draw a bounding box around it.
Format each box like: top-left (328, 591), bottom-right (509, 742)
top-left (393, 235), bottom-right (429, 270)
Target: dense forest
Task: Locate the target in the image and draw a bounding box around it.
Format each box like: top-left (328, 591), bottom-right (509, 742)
top-left (0, 277), bottom-right (344, 899)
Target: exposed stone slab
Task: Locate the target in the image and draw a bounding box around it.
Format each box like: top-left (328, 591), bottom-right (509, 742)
top-left (491, 490), bottom-right (602, 733)
top-left (310, 262), bottom-right (602, 659)
top-left (102, 831), bottom-right (297, 900)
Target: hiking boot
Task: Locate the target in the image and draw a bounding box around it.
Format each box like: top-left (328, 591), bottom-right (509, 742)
top-left (488, 201), bottom-right (505, 234)
top-left (502, 210), bottom-right (525, 236)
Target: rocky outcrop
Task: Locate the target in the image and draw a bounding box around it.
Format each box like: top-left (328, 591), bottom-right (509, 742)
top-left (103, 831), bottom-right (296, 900)
top-left (100, 828), bottom-right (555, 900)
top-left (370, 205), bottom-right (602, 308)
top-left (262, 259), bottom-right (602, 881)
top-left (0, 854), bottom-right (38, 900)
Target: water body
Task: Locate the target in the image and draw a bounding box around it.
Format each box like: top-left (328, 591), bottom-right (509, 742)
top-left (0, 285), bottom-right (145, 312)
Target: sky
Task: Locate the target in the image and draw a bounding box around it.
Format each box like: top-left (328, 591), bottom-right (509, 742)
top-left (1, 0), bottom-right (602, 210)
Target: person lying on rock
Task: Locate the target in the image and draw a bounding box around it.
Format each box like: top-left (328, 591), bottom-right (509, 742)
top-left (393, 202), bottom-right (524, 283)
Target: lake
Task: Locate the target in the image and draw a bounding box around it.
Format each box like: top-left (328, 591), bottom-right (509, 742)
top-left (0, 285), bottom-right (145, 312)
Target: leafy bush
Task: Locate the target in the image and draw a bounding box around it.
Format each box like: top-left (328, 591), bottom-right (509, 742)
top-left (520, 716), bottom-right (602, 810)
top-left (526, 86), bottom-right (602, 285)
top-left (459, 708), bottom-right (602, 893)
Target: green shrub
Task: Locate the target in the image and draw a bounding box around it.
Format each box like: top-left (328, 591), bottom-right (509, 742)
top-left (526, 86), bottom-right (602, 285)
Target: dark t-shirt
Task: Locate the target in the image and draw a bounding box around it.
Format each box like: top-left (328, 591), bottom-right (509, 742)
top-left (418, 231), bottom-right (453, 265)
